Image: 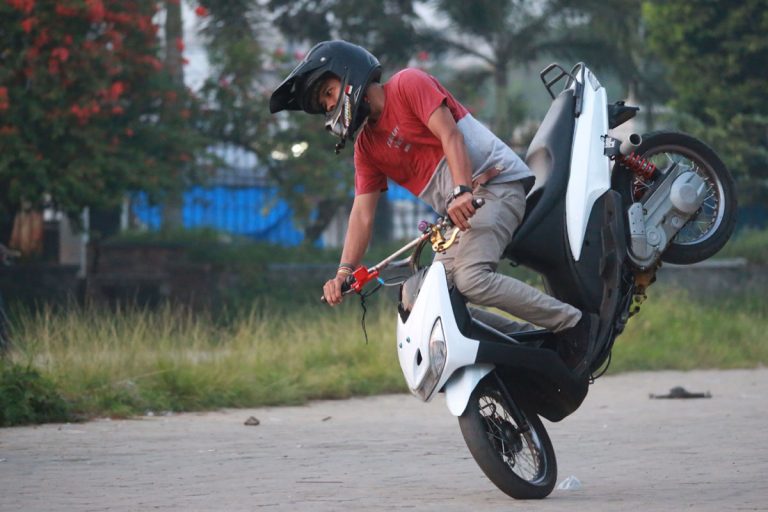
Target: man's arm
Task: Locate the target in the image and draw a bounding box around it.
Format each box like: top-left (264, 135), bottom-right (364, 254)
top-left (322, 191), bottom-right (380, 305)
top-left (426, 105), bottom-right (476, 230)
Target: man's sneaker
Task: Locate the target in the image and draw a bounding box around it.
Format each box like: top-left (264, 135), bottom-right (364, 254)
top-left (556, 312), bottom-right (599, 377)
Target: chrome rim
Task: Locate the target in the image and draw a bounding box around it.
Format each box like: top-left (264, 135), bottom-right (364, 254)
top-left (631, 145), bottom-right (725, 246)
top-left (478, 392), bottom-right (547, 483)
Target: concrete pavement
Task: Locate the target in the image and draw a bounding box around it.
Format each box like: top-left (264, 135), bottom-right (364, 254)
top-left (1, 369), bottom-right (767, 511)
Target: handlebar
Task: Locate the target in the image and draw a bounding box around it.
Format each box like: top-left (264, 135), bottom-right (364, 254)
top-left (319, 272), bottom-right (365, 304)
top-left (320, 197), bottom-right (485, 303)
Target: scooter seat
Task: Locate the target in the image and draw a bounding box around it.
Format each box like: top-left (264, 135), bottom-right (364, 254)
top-left (510, 89), bottom-right (576, 248)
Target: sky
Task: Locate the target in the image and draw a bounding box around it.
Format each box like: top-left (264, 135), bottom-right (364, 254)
top-left (181, 2), bottom-right (211, 91)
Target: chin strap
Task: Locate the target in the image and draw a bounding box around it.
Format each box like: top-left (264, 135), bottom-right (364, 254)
top-left (334, 137), bottom-right (346, 154)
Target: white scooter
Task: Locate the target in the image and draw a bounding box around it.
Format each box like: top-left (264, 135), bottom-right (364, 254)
top-left (336, 63), bottom-right (737, 499)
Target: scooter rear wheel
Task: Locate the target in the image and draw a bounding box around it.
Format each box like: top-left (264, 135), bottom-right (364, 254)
top-left (458, 376), bottom-right (557, 499)
top-left (612, 131), bottom-right (737, 264)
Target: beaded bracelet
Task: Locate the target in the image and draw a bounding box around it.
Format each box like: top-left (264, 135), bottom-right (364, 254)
top-left (336, 266), bottom-right (354, 276)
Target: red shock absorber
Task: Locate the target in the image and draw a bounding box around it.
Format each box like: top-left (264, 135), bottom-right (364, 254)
top-left (618, 152), bottom-right (658, 181)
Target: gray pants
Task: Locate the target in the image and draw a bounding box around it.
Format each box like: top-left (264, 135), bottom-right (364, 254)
top-left (433, 181), bottom-right (580, 332)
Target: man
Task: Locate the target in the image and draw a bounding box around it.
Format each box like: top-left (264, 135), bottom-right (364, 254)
top-left (269, 40), bottom-right (596, 375)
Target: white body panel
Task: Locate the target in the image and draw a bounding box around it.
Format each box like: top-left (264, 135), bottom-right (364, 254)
top-left (444, 364), bottom-right (494, 416)
top-left (396, 262), bottom-right (491, 415)
top-left (566, 68), bottom-right (611, 261)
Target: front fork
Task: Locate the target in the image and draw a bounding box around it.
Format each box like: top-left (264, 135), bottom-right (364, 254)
top-left (491, 372), bottom-right (531, 432)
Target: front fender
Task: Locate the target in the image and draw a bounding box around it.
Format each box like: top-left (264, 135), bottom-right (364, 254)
top-left (444, 364), bottom-right (494, 416)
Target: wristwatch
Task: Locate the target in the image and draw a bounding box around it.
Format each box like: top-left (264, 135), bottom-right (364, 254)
top-left (450, 185), bottom-right (473, 203)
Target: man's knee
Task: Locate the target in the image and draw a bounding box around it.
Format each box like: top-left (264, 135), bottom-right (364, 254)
top-left (453, 265), bottom-right (495, 302)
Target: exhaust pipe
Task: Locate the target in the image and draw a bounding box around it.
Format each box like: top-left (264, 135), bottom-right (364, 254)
top-left (620, 133), bottom-right (642, 156)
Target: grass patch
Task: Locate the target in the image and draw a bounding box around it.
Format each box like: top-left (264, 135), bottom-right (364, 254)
top-left (608, 287), bottom-right (768, 373)
top-left (1, 283), bottom-right (766, 424)
top-left (717, 227), bottom-right (768, 264)
top-left (3, 297), bottom-right (404, 421)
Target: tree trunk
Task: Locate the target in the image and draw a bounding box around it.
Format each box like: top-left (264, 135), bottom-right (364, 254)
top-left (162, 0), bottom-right (185, 230)
top-left (304, 198), bottom-right (347, 245)
top-left (493, 61), bottom-right (510, 142)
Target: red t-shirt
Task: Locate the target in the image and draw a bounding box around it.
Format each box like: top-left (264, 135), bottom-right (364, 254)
top-left (353, 68), bottom-right (469, 196)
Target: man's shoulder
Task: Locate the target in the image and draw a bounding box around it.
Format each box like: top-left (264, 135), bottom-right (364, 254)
top-left (391, 67), bottom-right (429, 79)
top-left (388, 67), bottom-right (431, 85)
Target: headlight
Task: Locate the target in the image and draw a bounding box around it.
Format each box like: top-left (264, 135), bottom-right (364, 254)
top-left (415, 318), bottom-right (447, 400)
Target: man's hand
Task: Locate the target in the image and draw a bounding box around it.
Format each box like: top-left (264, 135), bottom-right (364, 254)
top-left (447, 192), bottom-right (476, 231)
top-left (323, 274), bottom-right (348, 306)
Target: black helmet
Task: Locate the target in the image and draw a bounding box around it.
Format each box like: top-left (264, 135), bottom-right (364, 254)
top-left (269, 40), bottom-right (381, 152)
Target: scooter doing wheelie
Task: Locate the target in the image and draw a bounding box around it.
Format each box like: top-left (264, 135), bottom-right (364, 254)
top-left (332, 62), bottom-right (737, 499)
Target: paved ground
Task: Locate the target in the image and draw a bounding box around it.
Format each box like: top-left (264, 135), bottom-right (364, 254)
top-left (2, 368), bottom-right (767, 512)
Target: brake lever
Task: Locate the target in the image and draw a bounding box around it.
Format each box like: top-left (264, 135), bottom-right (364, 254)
top-left (432, 227), bottom-right (460, 253)
top-left (432, 198), bottom-right (485, 252)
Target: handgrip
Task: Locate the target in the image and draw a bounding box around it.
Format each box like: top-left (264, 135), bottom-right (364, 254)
top-left (320, 276), bottom-right (352, 303)
top-left (420, 198), bottom-right (485, 232)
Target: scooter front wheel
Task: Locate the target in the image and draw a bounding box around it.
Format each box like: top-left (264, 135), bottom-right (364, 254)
top-left (458, 375), bottom-right (557, 499)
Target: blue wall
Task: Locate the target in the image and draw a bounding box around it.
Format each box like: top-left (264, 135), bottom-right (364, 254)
top-left (132, 186), bottom-right (305, 245)
top-left (132, 181), bottom-right (426, 246)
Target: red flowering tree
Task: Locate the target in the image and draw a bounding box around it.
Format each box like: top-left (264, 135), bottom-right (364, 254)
top-left (0, 0), bottom-right (208, 245)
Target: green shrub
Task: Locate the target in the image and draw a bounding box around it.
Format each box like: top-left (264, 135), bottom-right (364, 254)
top-left (0, 361), bottom-right (71, 427)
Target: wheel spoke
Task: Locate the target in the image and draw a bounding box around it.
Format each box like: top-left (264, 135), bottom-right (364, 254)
top-left (633, 146), bottom-right (724, 246)
top-left (477, 393), bottom-right (544, 481)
